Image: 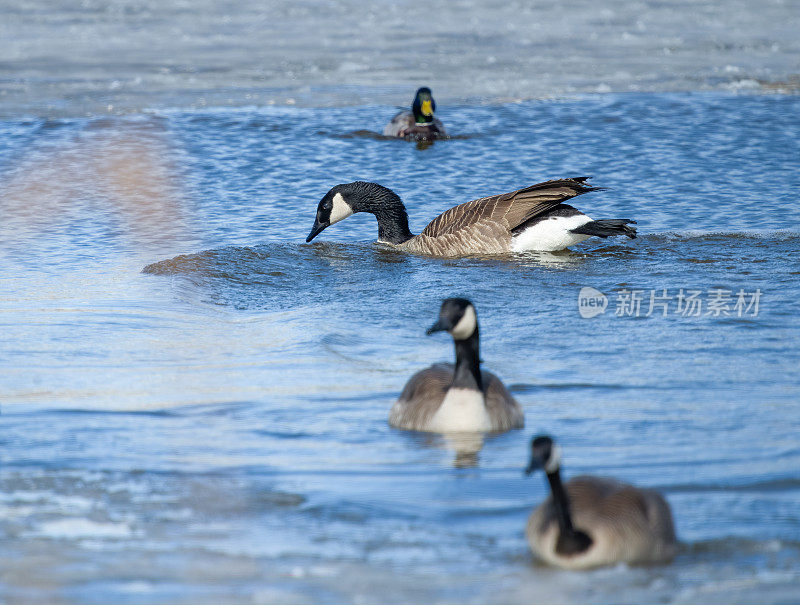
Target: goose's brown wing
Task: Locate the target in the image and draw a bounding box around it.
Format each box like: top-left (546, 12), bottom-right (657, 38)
top-left (565, 477), bottom-right (646, 519)
top-left (389, 363), bottom-right (452, 430)
top-left (419, 178), bottom-right (600, 238)
top-left (482, 370), bottom-right (524, 431)
top-left (566, 476), bottom-right (677, 560)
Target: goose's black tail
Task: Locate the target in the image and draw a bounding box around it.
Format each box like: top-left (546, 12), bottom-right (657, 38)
top-left (571, 219), bottom-right (637, 239)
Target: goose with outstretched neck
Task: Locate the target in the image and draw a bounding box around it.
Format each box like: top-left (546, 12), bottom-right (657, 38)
top-left (305, 178), bottom-right (636, 256)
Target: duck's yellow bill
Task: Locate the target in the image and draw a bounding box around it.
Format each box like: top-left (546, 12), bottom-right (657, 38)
top-left (421, 100), bottom-right (433, 116)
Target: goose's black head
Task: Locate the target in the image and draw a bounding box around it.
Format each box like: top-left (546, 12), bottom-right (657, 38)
top-left (306, 181), bottom-right (410, 244)
top-left (306, 183), bottom-right (355, 242)
top-left (411, 87), bottom-right (436, 124)
top-left (426, 297), bottom-right (478, 341)
top-left (525, 434), bottom-right (562, 476)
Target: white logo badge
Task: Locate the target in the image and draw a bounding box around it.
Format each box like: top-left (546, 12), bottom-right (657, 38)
top-left (578, 287), bottom-right (608, 318)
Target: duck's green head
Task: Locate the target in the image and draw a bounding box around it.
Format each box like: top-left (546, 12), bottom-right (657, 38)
top-left (411, 87), bottom-right (436, 124)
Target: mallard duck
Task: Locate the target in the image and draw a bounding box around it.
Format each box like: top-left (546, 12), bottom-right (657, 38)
top-left (305, 178), bottom-right (636, 255)
top-left (383, 87), bottom-right (447, 141)
top-left (389, 298), bottom-right (523, 433)
top-left (524, 435), bottom-right (677, 570)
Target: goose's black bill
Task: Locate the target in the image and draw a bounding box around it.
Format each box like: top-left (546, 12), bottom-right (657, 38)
top-left (426, 318), bottom-right (451, 335)
top-left (525, 456), bottom-right (542, 475)
top-left (306, 219), bottom-right (328, 242)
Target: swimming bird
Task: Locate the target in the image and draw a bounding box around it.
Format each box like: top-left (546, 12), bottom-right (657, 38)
top-left (524, 435), bottom-right (677, 570)
top-left (383, 87), bottom-right (447, 141)
top-left (305, 178), bottom-right (636, 256)
top-left (389, 298), bottom-right (524, 433)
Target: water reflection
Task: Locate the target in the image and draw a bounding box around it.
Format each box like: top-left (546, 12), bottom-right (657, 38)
top-left (413, 431), bottom-right (488, 468)
top-left (444, 432), bottom-right (487, 468)
top-left (0, 118), bottom-right (192, 254)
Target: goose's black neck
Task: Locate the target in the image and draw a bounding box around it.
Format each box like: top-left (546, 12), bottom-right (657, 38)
top-left (546, 469), bottom-right (575, 535)
top-left (546, 469), bottom-right (593, 556)
top-left (452, 330), bottom-right (483, 392)
top-left (347, 182), bottom-right (414, 245)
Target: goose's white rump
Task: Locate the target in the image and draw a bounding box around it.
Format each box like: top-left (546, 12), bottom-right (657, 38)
top-left (511, 214), bottom-right (593, 252)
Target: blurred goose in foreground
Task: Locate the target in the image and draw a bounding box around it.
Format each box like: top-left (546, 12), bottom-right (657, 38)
top-left (305, 178), bottom-right (636, 256)
top-left (389, 298), bottom-right (523, 433)
top-left (383, 87), bottom-right (447, 141)
top-left (525, 435), bottom-right (677, 570)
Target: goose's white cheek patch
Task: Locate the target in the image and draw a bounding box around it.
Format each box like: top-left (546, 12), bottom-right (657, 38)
top-left (545, 445), bottom-right (562, 474)
top-left (450, 305), bottom-right (477, 340)
top-left (329, 192), bottom-right (354, 225)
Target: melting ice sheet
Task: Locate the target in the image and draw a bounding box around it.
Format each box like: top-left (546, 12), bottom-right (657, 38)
top-left (1, 0), bottom-right (800, 116)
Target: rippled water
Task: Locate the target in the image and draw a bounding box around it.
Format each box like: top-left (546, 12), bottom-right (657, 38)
top-left (3, 0), bottom-right (800, 594)
top-left (1, 92), bottom-right (799, 603)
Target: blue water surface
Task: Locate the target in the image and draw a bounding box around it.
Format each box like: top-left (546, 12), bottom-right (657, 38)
top-left (1, 93), bottom-right (799, 603)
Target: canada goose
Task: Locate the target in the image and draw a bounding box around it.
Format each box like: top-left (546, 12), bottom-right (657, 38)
top-left (305, 178), bottom-right (636, 256)
top-left (524, 435), bottom-right (677, 570)
top-left (383, 87), bottom-right (447, 141)
top-left (389, 298), bottom-right (524, 433)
